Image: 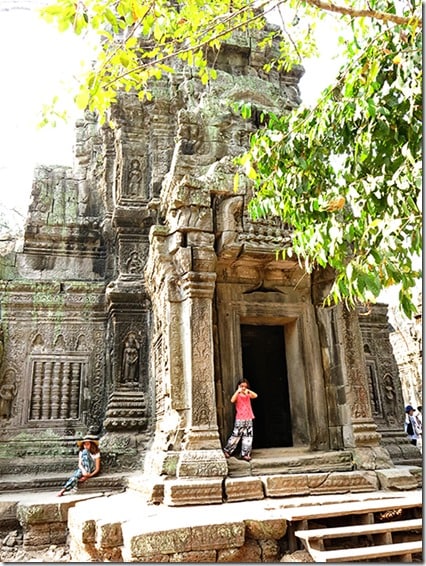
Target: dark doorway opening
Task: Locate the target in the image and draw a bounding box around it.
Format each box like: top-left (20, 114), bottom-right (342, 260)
top-left (241, 324), bottom-right (292, 448)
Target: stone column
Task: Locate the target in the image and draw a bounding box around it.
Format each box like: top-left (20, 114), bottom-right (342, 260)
top-left (176, 271), bottom-right (228, 478)
top-left (339, 306), bottom-right (393, 469)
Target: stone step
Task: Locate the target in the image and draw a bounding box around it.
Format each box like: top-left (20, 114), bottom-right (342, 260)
top-left (228, 448), bottom-right (354, 477)
top-left (108, 390), bottom-right (146, 398)
top-left (0, 471), bottom-right (127, 495)
top-left (0, 455), bottom-right (77, 476)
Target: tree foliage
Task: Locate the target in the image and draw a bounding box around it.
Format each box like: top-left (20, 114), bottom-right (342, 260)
top-left (40, 0), bottom-right (422, 317)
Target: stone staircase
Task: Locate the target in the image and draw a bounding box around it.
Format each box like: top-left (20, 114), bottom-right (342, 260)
top-left (227, 447), bottom-right (354, 477)
top-left (288, 493), bottom-right (422, 562)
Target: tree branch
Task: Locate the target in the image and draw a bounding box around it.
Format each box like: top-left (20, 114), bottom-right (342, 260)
top-left (303, 0), bottom-right (422, 28)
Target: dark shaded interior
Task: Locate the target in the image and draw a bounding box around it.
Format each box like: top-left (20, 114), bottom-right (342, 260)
top-left (241, 324), bottom-right (293, 448)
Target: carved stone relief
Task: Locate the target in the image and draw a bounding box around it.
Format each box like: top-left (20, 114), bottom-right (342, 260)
top-left (121, 332), bottom-right (141, 384)
top-left (0, 369), bottom-right (17, 420)
top-left (0, 24), bottom-right (417, 480)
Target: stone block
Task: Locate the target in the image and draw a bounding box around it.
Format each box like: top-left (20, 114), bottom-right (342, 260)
top-left (171, 549), bottom-right (217, 562)
top-left (376, 468), bottom-right (419, 491)
top-left (244, 517), bottom-right (287, 540)
top-left (227, 457), bottom-right (252, 477)
top-left (173, 247), bottom-right (193, 274)
top-left (0, 500), bottom-right (18, 529)
top-left (96, 546), bottom-right (124, 562)
top-left (225, 476), bottom-right (264, 502)
top-left (173, 444), bottom-right (224, 476)
top-left (17, 501), bottom-right (69, 525)
top-left (68, 537), bottom-right (101, 562)
top-left (96, 520), bottom-right (123, 548)
top-left (163, 478), bottom-right (223, 506)
top-left (259, 538), bottom-right (281, 562)
top-left (127, 475), bottom-right (164, 504)
top-left (281, 549), bottom-right (315, 562)
top-left (186, 232), bottom-right (215, 248)
top-left (217, 539), bottom-right (262, 562)
top-left (23, 522), bottom-right (67, 549)
top-left (189, 247), bottom-right (217, 273)
top-left (68, 508), bottom-right (96, 544)
top-left (307, 471), bottom-right (378, 494)
top-left (262, 474), bottom-right (310, 497)
top-left (407, 466), bottom-right (422, 487)
top-left (127, 526), bottom-right (192, 558)
top-left (190, 521), bottom-right (245, 550)
top-left (123, 551), bottom-right (170, 562)
top-left (81, 519), bottom-right (97, 544)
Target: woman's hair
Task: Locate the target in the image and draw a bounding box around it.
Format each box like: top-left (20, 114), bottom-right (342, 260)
top-left (80, 441), bottom-right (100, 454)
top-left (238, 378), bottom-right (250, 387)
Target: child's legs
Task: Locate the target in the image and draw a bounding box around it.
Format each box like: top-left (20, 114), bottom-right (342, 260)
top-left (240, 420), bottom-right (253, 457)
top-left (62, 469), bottom-right (83, 492)
top-left (224, 420), bottom-right (244, 455)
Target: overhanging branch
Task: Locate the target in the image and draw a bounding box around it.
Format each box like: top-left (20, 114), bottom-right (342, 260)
top-left (302, 0), bottom-right (422, 28)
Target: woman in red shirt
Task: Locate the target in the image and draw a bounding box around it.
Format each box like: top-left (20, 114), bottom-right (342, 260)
top-left (223, 378), bottom-right (258, 461)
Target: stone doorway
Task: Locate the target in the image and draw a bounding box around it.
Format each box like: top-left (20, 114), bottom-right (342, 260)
top-left (241, 324), bottom-right (293, 449)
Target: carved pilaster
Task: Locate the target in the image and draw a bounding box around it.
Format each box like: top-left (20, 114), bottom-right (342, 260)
top-left (103, 283), bottom-right (150, 440)
top-left (175, 272), bottom-right (226, 477)
top-left (339, 306), bottom-right (393, 468)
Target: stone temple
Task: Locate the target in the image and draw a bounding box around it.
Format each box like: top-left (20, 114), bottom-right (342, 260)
top-left (0, 24), bottom-right (421, 505)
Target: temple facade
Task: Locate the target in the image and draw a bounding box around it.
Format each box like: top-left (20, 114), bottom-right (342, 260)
top-left (0, 26), bottom-right (420, 499)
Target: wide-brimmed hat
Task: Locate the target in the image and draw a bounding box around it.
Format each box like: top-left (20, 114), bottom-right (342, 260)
top-left (77, 434), bottom-right (100, 447)
top-left (405, 405), bottom-right (414, 413)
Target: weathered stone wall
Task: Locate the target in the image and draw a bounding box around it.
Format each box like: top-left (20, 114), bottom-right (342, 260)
top-left (0, 23), bottom-right (420, 484)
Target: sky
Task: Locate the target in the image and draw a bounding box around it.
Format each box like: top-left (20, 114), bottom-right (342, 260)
top-left (0, 2), bottom-right (87, 217)
top-left (0, 2), bottom-right (343, 219)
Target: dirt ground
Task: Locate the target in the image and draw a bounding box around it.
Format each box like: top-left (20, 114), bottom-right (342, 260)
top-left (0, 530), bottom-right (70, 563)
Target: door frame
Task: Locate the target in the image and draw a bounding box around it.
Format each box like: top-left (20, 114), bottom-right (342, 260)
top-left (215, 287), bottom-right (330, 451)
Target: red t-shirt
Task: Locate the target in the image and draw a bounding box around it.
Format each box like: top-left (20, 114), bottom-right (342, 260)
top-left (235, 393), bottom-right (255, 420)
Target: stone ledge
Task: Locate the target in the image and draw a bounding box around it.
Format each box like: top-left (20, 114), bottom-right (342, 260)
top-left (376, 467), bottom-right (421, 491)
top-left (0, 471), bottom-right (127, 495)
top-left (262, 470), bottom-right (379, 498)
top-left (126, 473), bottom-right (164, 503)
top-left (225, 476), bottom-right (264, 502)
top-left (163, 477), bottom-right (224, 506)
